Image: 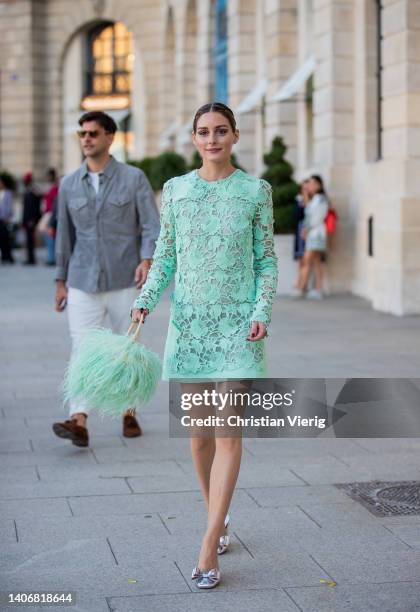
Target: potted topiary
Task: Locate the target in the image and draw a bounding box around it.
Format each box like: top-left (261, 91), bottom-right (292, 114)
top-left (261, 137), bottom-right (300, 295)
top-left (150, 152), bottom-right (188, 191)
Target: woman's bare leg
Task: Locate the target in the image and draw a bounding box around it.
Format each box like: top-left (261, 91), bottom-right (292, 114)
top-left (313, 252), bottom-right (323, 291)
top-left (180, 382), bottom-right (215, 512)
top-left (197, 380), bottom-right (250, 571)
top-left (197, 436), bottom-right (242, 571)
top-left (297, 250), bottom-right (316, 291)
top-left (294, 258), bottom-right (304, 289)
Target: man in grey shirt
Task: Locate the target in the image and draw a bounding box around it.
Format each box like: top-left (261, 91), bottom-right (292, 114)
top-left (52, 111), bottom-right (160, 447)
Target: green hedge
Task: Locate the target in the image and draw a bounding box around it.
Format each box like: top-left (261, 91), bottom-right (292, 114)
top-left (130, 143), bottom-right (299, 234)
top-left (128, 152), bottom-right (187, 191)
top-left (129, 151), bottom-right (246, 191)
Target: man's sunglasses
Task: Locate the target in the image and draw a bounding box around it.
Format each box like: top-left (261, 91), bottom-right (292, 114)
top-left (77, 130), bottom-right (107, 139)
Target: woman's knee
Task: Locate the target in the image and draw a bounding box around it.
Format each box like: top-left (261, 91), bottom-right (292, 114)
top-left (191, 436), bottom-right (215, 453)
top-left (305, 250), bottom-right (317, 262)
top-left (215, 436), bottom-right (242, 454)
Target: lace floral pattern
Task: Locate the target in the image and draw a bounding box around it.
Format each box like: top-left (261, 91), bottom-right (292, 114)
top-left (132, 169), bottom-right (278, 378)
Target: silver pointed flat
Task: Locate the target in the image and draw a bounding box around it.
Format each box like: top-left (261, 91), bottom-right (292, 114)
top-left (196, 568), bottom-right (221, 589)
top-left (217, 513), bottom-right (230, 555)
top-left (191, 566), bottom-right (202, 580)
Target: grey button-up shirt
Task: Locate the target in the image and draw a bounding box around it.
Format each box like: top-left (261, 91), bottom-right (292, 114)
top-left (55, 157), bottom-right (160, 293)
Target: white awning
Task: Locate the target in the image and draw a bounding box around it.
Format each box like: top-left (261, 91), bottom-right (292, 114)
top-left (270, 55), bottom-right (315, 102)
top-left (159, 121), bottom-right (178, 149)
top-left (236, 78), bottom-right (268, 114)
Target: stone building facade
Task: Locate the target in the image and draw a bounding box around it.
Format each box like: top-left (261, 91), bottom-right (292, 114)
top-left (0, 0), bottom-right (419, 315)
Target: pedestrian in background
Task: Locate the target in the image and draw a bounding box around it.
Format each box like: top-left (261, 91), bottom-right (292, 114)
top-left (291, 179), bottom-right (310, 294)
top-left (0, 174), bottom-right (15, 264)
top-left (39, 168), bottom-right (59, 266)
top-left (52, 111), bottom-right (160, 448)
top-left (294, 174), bottom-right (329, 300)
top-left (22, 172), bottom-right (42, 265)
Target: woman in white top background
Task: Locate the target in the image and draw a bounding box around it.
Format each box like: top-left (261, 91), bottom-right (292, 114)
top-left (295, 175), bottom-right (329, 299)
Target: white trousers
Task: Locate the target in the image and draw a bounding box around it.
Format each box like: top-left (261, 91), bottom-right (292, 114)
top-left (67, 286), bottom-right (138, 417)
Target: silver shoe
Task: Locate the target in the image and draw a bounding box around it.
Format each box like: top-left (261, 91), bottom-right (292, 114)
top-left (191, 566), bottom-right (202, 580)
top-left (217, 513), bottom-right (230, 555)
top-left (196, 568), bottom-right (221, 589)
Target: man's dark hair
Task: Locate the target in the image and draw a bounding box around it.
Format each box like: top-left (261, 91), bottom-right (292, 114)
top-left (79, 111), bottom-right (117, 134)
top-left (47, 167), bottom-right (57, 182)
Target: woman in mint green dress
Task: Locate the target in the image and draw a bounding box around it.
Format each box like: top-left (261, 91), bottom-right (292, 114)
top-left (131, 102), bottom-right (278, 589)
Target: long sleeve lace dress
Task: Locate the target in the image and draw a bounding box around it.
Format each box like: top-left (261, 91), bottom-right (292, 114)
top-left (132, 168), bottom-right (278, 380)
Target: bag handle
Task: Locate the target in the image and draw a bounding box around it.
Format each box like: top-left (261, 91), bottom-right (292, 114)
top-left (126, 312), bottom-right (146, 341)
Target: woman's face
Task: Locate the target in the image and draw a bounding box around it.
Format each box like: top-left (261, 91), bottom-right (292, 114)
top-left (307, 178), bottom-right (321, 196)
top-left (192, 112), bottom-right (239, 164)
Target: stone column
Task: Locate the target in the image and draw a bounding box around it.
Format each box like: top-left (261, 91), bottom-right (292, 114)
top-left (196, 0), bottom-right (213, 107)
top-left (0, 0), bottom-right (48, 177)
top-left (228, 0), bottom-right (257, 172)
top-left (313, 0), bottom-right (355, 292)
top-left (376, 0), bottom-right (420, 313)
top-left (133, 0), bottom-right (164, 157)
top-left (175, 0), bottom-right (198, 158)
top-left (265, 0), bottom-right (298, 167)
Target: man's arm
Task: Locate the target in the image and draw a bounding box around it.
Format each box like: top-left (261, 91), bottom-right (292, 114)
top-left (54, 185), bottom-right (75, 312)
top-left (55, 184), bottom-right (75, 282)
top-left (135, 170), bottom-right (160, 260)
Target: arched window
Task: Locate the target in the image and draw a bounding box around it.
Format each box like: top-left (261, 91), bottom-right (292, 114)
top-left (86, 22), bottom-right (134, 97)
top-left (214, 0), bottom-right (228, 103)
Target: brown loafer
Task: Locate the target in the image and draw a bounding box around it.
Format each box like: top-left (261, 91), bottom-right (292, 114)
top-left (52, 419), bottom-right (89, 447)
top-left (123, 414), bottom-right (142, 438)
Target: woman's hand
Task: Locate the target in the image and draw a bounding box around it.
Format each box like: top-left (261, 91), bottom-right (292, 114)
top-left (247, 321), bottom-right (267, 341)
top-left (131, 307), bottom-right (149, 323)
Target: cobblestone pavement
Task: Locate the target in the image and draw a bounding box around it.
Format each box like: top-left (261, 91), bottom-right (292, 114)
top-left (1, 258), bottom-right (420, 612)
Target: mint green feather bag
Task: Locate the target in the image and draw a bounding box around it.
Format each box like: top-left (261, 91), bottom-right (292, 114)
top-left (63, 317), bottom-right (161, 417)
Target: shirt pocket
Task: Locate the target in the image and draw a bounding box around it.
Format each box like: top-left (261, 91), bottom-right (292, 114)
top-left (105, 195), bottom-right (132, 225)
top-left (68, 197), bottom-right (90, 226)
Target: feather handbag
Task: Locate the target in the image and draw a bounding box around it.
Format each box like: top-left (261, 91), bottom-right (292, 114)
top-left (63, 314), bottom-right (161, 417)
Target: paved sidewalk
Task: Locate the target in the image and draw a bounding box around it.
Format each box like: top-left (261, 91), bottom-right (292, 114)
top-left (1, 260), bottom-right (420, 612)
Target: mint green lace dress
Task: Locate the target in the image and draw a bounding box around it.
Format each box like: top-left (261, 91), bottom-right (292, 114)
top-left (132, 169), bottom-right (278, 380)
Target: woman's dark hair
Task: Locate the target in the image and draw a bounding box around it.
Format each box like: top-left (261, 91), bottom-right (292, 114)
top-left (193, 102), bottom-right (236, 133)
top-left (310, 174), bottom-right (325, 194)
top-left (79, 111), bottom-right (117, 134)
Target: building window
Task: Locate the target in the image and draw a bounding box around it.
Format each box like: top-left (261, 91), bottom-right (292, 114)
top-left (368, 215), bottom-right (374, 257)
top-left (366, 1), bottom-right (383, 161)
top-left (375, 0), bottom-right (383, 160)
top-left (214, 0), bottom-right (228, 103)
top-left (86, 22), bottom-right (134, 97)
